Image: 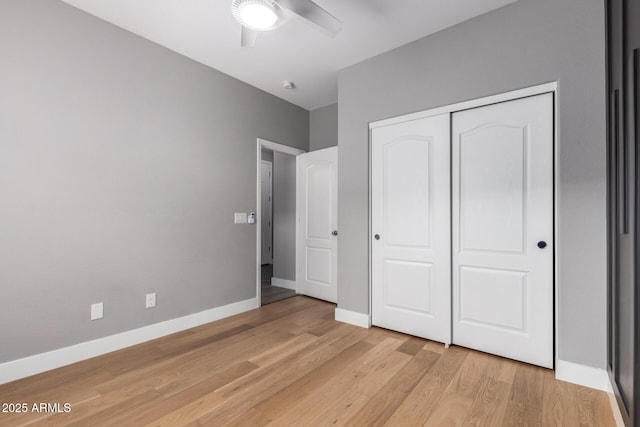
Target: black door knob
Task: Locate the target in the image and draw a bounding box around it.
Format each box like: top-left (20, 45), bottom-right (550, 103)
top-left (374, 234), bottom-right (380, 240)
top-left (332, 230), bottom-right (338, 236)
top-left (537, 241), bottom-right (547, 249)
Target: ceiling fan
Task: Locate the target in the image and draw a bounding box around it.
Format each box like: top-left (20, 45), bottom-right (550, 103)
top-left (231, 0), bottom-right (342, 48)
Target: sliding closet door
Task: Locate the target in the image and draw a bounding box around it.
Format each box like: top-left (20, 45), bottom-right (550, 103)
top-left (452, 94), bottom-right (554, 368)
top-left (607, 0), bottom-right (640, 423)
top-left (371, 114), bottom-right (451, 343)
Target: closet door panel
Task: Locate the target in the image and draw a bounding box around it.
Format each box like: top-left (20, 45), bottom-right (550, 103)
top-left (371, 114), bottom-right (451, 344)
top-left (452, 93), bottom-right (554, 368)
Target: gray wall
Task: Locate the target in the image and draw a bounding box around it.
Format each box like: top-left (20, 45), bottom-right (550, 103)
top-left (309, 103), bottom-right (338, 151)
top-left (261, 148), bottom-right (274, 162)
top-left (272, 152), bottom-right (297, 281)
top-left (338, 0), bottom-right (607, 368)
top-left (0, 0), bottom-right (308, 363)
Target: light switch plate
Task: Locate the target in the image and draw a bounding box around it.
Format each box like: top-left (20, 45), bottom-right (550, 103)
top-left (234, 212), bottom-right (247, 224)
top-left (91, 302), bottom-right (103, 320)
top-left (146, 293), bottom-right (156, 308)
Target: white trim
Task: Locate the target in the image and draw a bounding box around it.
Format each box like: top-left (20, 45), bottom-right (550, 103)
top-left (258, 138), bottom-right (305, 156)
top-left (553, 87), bottom-right (561, 379)
top-left (256, 138), bottom-right (305, 308)
top-left (0, 297), bottom-right (257, 385)
top-left (335, 308), bottom-right (371, 328)
top-left (555, 360), bottom-right (609, 392)
top-left (369, 82), bottom-right (558, 129)
top-left (368, 127), bottom-right (373, 331)
top-left (271, 277), bottom-right (297, 291)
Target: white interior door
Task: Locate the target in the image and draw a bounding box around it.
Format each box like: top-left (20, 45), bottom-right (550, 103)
top-left (297, 147), bottom-right (338, 303)
top-left (452, 93), bottom-right (554, 368)
top-left (371, 114), bottom-right (451, 344)
top-left (260, 160), bottom-right (272, 265)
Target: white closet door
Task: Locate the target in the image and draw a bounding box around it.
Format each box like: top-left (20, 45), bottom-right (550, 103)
top-left (371, 114), bottom-right (451, 344)
top-left (297, 147), bottom-right (338, 303)
top-left (452, 93), bottom-right (554, 368)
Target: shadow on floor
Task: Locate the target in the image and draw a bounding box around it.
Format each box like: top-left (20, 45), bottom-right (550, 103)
top-left (261, 264), bottom-right (296, 305)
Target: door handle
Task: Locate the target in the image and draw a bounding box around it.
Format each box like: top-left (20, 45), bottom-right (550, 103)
top-left (537, 241), bottom-right (547, 249)
top-left (374, 234), bottom-right (380, 240)
top-left (332, 230), bottom-right (338, 236)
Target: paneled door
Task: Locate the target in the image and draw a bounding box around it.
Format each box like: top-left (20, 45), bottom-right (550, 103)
top-left (452, 93), bottom-right (554, 368)
top-left (297, 147), bottom-right (338, 303)
top-left (371, 114), bottom-right (451, 343)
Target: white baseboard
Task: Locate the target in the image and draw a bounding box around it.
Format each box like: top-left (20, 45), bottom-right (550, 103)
top-left (0, 297), bottom-right (257, 385)
top-left (555, 359), bottom-right (609, 391)
top-left (271, 277), bottom-right (297, 291)
top-left (335, 308), bottom-right (371, 328)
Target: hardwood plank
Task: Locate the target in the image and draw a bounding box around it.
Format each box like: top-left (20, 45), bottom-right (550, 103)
top-left (509, 362), bottom-right (546, 409)
top-left (384, 373), bottom-right (444, 426)
top-left (300, 351), bottom-right (412, 426)
top-left (264, 337), bottom-right (407, 426)
top-left (497, 356), bottom-right (519, 384)
top-left (418, 349), bottom-right (483, 426)
top-left (247, 333), bottom-right (318, 366)
top-left (460, 357), bottom-right (511, 426)
top-left (396, 336), bottom-right (428, 356)
top-left (424, 393), bottom-right (475, 427)
top-left (190, 326), bottom-right (370, 425)
top-left (428, 345), bottom-right (470, 381)
top-left (541, 371), bottom-right (580, 427)
top-left (448, 350), bottom-right (493, 399)
top-left (424, 340), bottom-right (447, 354)
top-left (226, 340), bottom-right (375, 426)
top-left (144, 389), bottom-right (224, 427)
top-left (214, 323), bottom-right (355, 397)
top-left (361, 327), bottom-right (408, 345)
top-left (501, 363), bottom-right (547, 426)
top-left (307, 318), bottom-right (342, 337)
top-left (576, 387), bottom-right (617, 427)
top-left (66, 389), bottom-right (164, 427)
top-left (345, 349), bottom-right (440, 426)
top-left (385, 345), bottom-right (470, 425)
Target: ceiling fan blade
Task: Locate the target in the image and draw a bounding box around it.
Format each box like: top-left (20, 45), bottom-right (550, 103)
top-left (276, 0), bottom-right (342, 37)
top-left (241, 26), bottom-right (257, 48)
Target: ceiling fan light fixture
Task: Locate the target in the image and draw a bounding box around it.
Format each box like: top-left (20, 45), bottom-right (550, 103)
top-left (232, 0), bottom-right (281, 31)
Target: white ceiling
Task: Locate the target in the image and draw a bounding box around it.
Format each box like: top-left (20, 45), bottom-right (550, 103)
top-left (59, 0), bottom-right (517, 110)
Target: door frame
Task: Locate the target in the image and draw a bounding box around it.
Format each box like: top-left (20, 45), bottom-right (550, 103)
top-left (256, 138), bottom-right (305, 307)
top-left (368, 81), bottom-right (559, 364)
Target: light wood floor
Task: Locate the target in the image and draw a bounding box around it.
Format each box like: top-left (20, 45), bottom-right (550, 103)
top-left (0, 296), bottom-right (615, 426)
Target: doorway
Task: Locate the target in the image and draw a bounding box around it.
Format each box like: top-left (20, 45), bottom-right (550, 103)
top-left (257, 139), bottom-right (304, 306)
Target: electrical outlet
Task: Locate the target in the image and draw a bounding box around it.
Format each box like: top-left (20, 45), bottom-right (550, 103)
top-left (146, 293), bottom-right (156, 308)
top-left (91, 302), bottom-right (103, 320)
